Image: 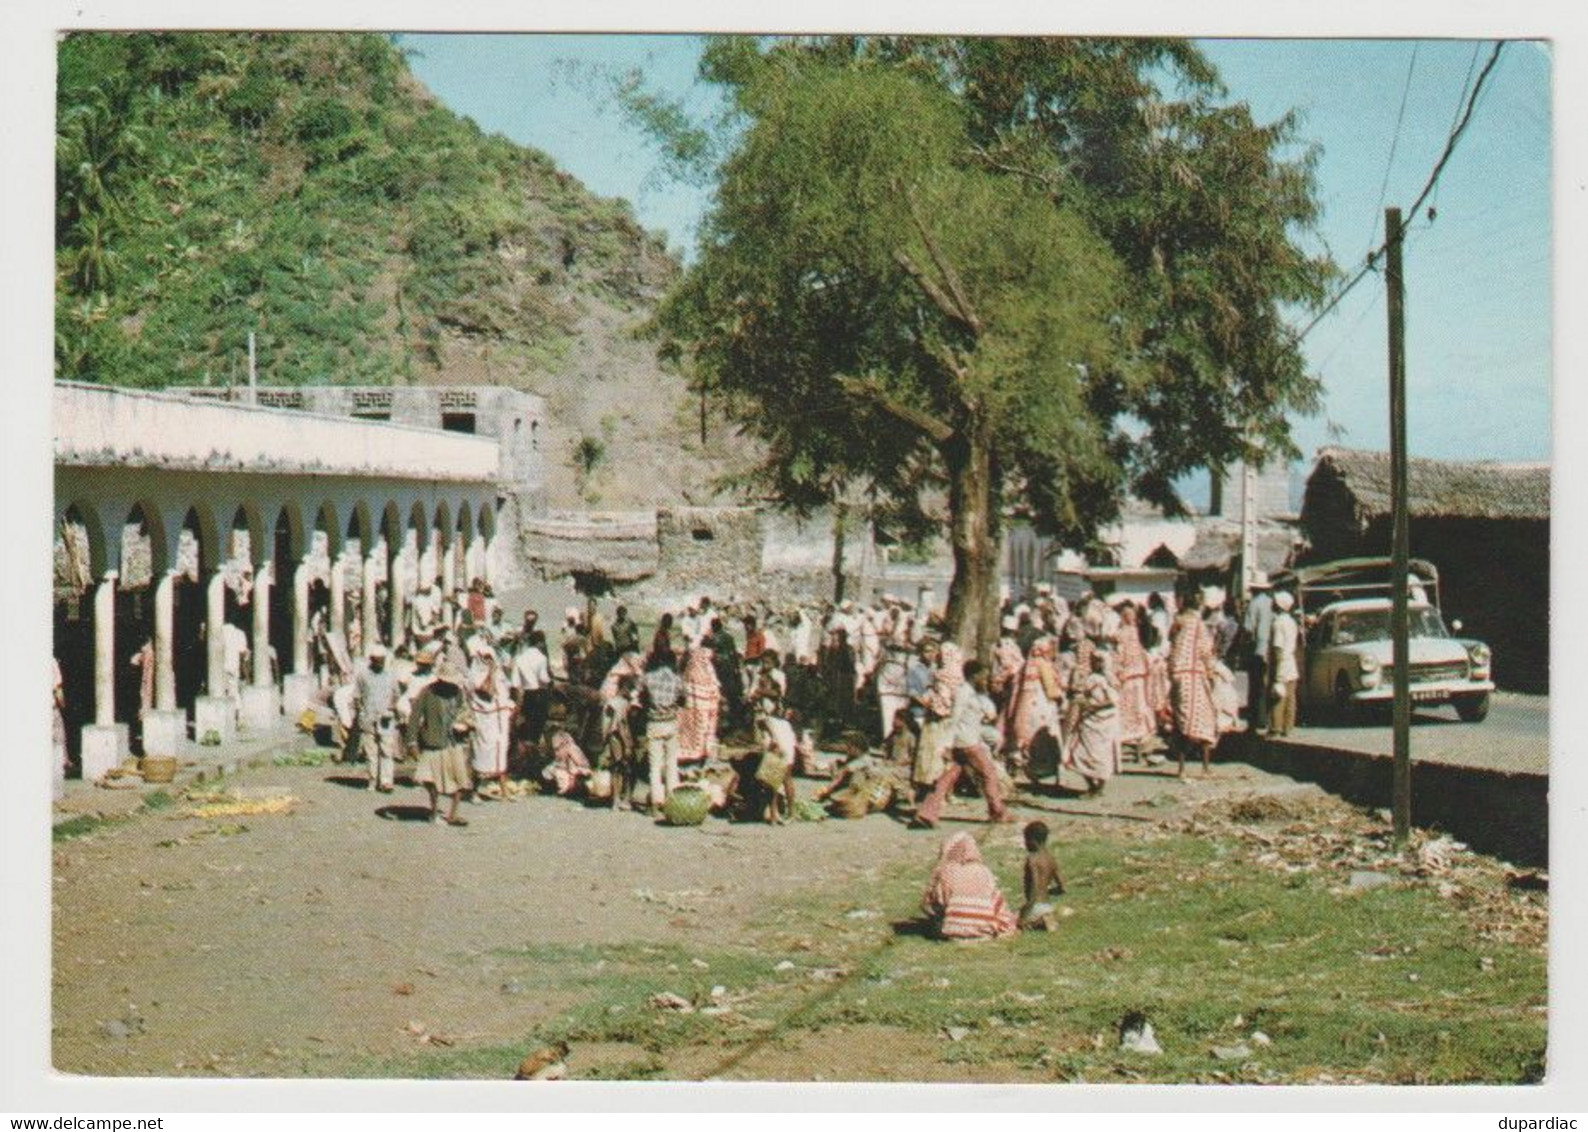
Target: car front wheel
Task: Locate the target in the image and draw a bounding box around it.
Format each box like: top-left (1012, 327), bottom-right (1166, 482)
top-left (1333, 673), bottom-right (1359, 725)
top-left (1454, 691), bottom-right (1491, 723)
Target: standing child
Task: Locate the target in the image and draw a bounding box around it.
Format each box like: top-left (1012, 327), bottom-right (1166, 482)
top-left (1019, 820), bottom-right (1065, 930)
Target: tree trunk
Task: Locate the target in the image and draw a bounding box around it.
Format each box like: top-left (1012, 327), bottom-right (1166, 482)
top-left (942, 428), bottom-right (1001, 664)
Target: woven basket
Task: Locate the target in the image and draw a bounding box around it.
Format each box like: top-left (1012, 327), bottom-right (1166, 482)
top-left (661, 784), bottom-right (712, 826)
top-left (141, 756), bottom-right (178, 784)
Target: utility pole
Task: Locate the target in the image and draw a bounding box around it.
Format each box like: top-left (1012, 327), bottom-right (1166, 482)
top-left (1239, 452), bottom-right (1259, 599)
top-left (247, 331), bottom-right (258, 406)
top-left (1385, 206), bottom-right (1412, 848)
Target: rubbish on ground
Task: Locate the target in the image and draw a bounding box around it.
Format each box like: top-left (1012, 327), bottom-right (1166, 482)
top-left (515, 1042), bottom-right (570, 1080)
top-left (1211, 1043), bottom-right (1252, 1061)
top-left (182, 787), bottom-right (297, 819)
top-left (1349, 871), bottom-right (1393, 891)
top-left (945, 1026), bottom-right (970, 1042)
top-left (1251, 1031), bottom-right (1272, 1047)
top-left (774, 960), bottom-right (796, 972)
top-left (1118, 1012), bottom-right (1162, 1055)
top-left (650, 991), bottom-right (694, 1013)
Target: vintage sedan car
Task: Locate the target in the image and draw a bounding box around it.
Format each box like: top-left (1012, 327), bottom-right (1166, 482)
top-left (1301, 596), bottom-right (1494, 722)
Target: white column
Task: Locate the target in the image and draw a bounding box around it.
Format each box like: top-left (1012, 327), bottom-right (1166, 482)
top-left (329, 552), bottom-right (347, 637)
top-left (420, 529), bottom-right (438, 592)
top-left (205, 571), bottom-right (226, 696)
top-left (251, 562), bottom-right (272, 688)
top-left (240, 561), bottom-right (279, 730)
top-left (93, 573), bottom-right (116, 726)
top-left (142, 571), bottom-right (185, 760)
top-left (80, 572), bottom-right (128, 780)
top-left (440, 533), bottom-right (457, 601)
top-left (387, 543), bottom-right (406, 652)
top-left (282, 557), bottom-right (316, 717)
top-left (482, 534), bottom-right (496, 589)
top-left (153, 571), bottom-right (176, 712)
top-left (194, 570), bottom-right (235, 746)
top-left (363, 545), bottom-right (382, 656)
top-left (291, 559), bottom-right (311, 675)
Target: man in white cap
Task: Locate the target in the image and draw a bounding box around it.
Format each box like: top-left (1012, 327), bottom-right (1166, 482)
top-left (354, 643), bottom-right (400, 792)
top-left (1241, 572), bottom-right (1275, 732)
top-left (1267, 590), bottom-right (1301, 737)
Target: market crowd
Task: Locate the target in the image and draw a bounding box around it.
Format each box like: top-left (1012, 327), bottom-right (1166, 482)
top-left (281, 571), bottom-right (1310, 831)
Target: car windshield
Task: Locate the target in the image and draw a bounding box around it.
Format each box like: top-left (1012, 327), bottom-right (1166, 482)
top-left (1331, 607), bottom-right (1448, 645)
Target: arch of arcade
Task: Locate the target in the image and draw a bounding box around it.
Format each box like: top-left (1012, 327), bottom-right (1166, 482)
top-left (54, 382), bottom-right (505, 782)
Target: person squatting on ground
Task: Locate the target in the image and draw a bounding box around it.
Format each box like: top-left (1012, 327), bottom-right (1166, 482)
top-left (921, 832), bottom-right (1018, 941)
top-left (1019, 820), bottom-right (1066, 931)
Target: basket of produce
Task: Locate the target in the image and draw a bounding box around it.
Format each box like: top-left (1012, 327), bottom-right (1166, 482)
top-left (660, 783), bottom-right (712, 827)
top-left (141, 756), bottom-right (178, 784)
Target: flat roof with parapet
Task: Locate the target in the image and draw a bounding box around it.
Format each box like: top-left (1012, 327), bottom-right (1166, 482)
top-left (54, 381), bottom-right (499, 483)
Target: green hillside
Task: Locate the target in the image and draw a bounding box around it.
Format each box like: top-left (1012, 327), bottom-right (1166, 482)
top-left (56, 31), bottom-right (678, 388)
top-left (54, 31), bottom-right (759, 507)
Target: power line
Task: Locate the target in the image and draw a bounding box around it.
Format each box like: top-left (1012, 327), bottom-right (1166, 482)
top-left (1293, 40), bottom-right (1507, 344)
top-left (1365, 43), bottom-right (1420, 255)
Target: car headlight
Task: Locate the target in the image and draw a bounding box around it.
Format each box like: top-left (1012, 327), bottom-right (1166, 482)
top-left (1467, 643), bottom-right (1491, 672)
top-left (1358, 655), bottom-right (1380, 672)
top-left (1358, 655), bottom-right (1381, 689)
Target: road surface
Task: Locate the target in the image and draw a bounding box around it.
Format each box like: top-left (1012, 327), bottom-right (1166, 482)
top-left (1276, 690), bottom-right (1548, 776)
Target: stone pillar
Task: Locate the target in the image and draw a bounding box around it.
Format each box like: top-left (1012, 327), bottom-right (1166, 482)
top-left (80, 572), bottom-right (128, 781)
top-left (419, 529), bottom-right (438, 593)
top-left (482, 534), bottom-right (496, 589)
top-left (142, 570), bottom-right (185, 760)
top-left (387, 545), bottom-right (406, 653)
top-left (362, 545), bottom-right (382, 656)
top-left (240, 561), bottom-right (279, 730)
top-left (194, 570), bottom-right (235, 746)
top-left (329, 552), bottom-right (347, 638)
top-left (282, 558), bottom-right (315, 718)
top-left (440, 534), bottom-right (457, 605)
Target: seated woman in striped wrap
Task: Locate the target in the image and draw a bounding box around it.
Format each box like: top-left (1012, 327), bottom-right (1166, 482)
top-left (920, 832), bottom-right (1018, 941)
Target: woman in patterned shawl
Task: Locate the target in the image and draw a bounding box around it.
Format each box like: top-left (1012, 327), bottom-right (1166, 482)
top-left (1113, 603), bottom-right (1155, 750)
top-left (921, 832), bottom-right (1018, 941)
top-left (676, 645), bottom-right (722, 763)
top-left (1169, 591), bottom-right (1218, 776)
top-left (1009, 637), bottom-right (1063, 778)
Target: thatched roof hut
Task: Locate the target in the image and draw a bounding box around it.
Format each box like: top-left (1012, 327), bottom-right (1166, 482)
top-left (1300, 447), bottom-right (1550, 692)
top-left (519, 511), bottom-right (660, 585)
top-left (1304, 447), bottom-right (1548, 544)
top-left (1178, 519), bottom-right (1301, 576)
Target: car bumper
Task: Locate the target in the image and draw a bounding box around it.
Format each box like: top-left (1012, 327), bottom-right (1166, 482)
top-left (1350, 679), bottom-right (1494, 704)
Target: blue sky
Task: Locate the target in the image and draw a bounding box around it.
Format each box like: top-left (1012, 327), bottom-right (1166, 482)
top-left (402, 34), bottom-right (1552, 468)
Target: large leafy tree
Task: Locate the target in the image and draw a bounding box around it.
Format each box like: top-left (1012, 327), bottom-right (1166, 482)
top-left (660, 63), bottom-right (1126, 655)
top-left (650, 37), bottom-right (1335, 658)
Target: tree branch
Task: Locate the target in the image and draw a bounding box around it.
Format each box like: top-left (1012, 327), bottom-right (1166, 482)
top-left (892, 249), bottom-right (971, 333)
top-left (837, 376), bottom-right (957, 445)
top-left (904, 192), bottom-right (984, 336)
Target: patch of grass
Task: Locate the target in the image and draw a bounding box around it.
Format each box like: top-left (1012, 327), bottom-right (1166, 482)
top-left (756, 833), bottom-right (1546, 1084)
top-left (52, 814), bottom-right (121, 842)
top-left (326, 821), bottom-right (1547, 1084)
top-left (141, 789), bottom-right (176, 811)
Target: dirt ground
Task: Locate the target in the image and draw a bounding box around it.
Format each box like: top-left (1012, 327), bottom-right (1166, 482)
top-left (47, 758), bottom-right (1403, 1079)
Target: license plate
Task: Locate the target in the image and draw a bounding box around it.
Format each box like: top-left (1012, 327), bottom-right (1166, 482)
top-left (1411, 690), bottom-right (1443, 703)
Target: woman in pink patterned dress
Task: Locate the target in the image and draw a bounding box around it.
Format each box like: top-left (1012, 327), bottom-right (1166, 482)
top-left (675, 645), bottom-right (721, 763)
top-left (1169, 593), bottom-right (1218, 776)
